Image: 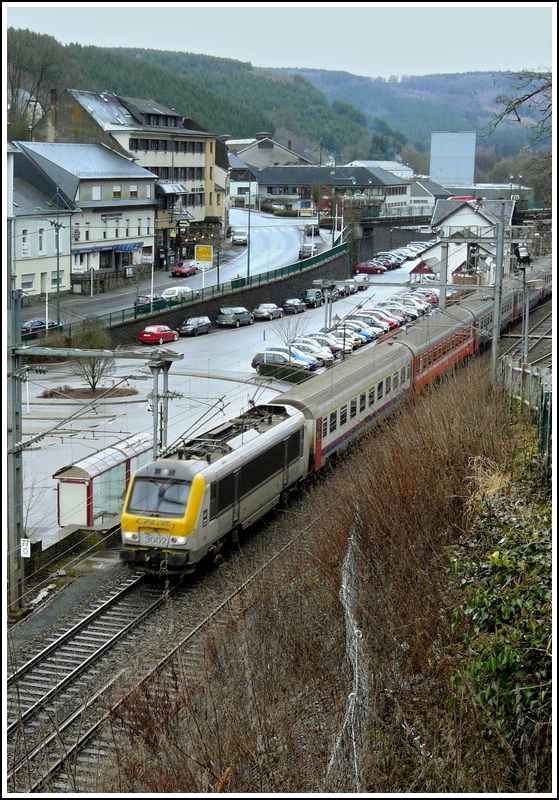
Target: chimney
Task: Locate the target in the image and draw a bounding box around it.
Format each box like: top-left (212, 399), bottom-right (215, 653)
top-left (49, 89), bottom-right (57, 109)
top-left (288, 140), bottom-right (292, 151)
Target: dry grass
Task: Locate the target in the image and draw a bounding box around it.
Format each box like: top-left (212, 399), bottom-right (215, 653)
top-left (103, 358), bottom-right (549, 793)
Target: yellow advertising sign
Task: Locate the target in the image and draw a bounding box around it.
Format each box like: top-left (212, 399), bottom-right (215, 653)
top-left (195, 245), bottom-right (213, 262)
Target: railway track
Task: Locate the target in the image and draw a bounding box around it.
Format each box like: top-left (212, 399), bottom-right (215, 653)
top-left (5, 507), bottom-right (317, 793)
top-left (6, 571), bottom-right (180, 792)
top-left (499, 299), bottom-right (553, 368)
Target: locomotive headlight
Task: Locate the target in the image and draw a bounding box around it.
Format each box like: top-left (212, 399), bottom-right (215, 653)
top-left (123, 531), bottom-right (139, 542)
top-left (170, 536), bottom-right (188, 545)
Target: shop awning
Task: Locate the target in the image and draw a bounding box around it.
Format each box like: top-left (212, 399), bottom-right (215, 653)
top-left (72, 245), bottom-right (114, 254)
top-left (114, 242), bottom-right (144, 252)
top-left (157, 183), bottom-right (189, 194)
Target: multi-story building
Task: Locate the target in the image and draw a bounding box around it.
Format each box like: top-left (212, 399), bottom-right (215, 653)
top-left (13, 141), bottom-right (158, 296)
top-left (32, 90), bottom-right (229, 268)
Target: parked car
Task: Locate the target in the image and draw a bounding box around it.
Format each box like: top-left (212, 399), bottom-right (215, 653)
top-left (306, 332), bottom-right (351, 356)
top-left (137, 324), bottom-right (179, 345)
top-left (334, 321), bottom-right (377, 342)
top-left (352, 261), bottom-right (388, 275)
top-left (177, 315), bottom-right (212, 336)
top-left (322, 326), bottom-right (366, 348)
top-left (386, 296), bottom-right (427, 315)
top-left (299, 243), bottom-right (319, 259)
top-left (231, 229), bottom-right (248, 245)
top-left (345, 315), bottom-right (386, 337)
top-left (414, 286), bottom-right (440, 301)
top-left (282, 298), bottom-right (306, 315)
top-left (410, 288), bottom-right (439, 305)
top-left (344, 278), bottom-right (360, 294)
top-left (21, 318), bottom-right (60, 335)
top-left (301, 288), bottom-right (324, 308)
top-left (372, 253), bottom-right (400, 269)
top-left (367, 306), bottom-right (408, 326)
top-left (357, 309), bottom-right (398, 330)
top-left (252, 303), bottom-right (284, 320)
top-left (304, 224), bottom-right (321, 236)
top-left (334, 282), bottom-right (351, 297)
top-left (375, 300), bottom-right (420, 321)
top-left (134, 293), bottom-right (168, 310)
top-left (290, 338), bottom-right (336, 367)
top-left (400, 294), bottom-right (433, 313)
top-left (216, 306), bottom-right (254, 327)
top-left (251, 350), bottom-right (313, 374)
top-left (171, 260), bottom-right (198, 277)
top-left (324, 286), bottom-right (340, 302)
top-left (161, 285), bottom-right (200, 304)
top-left (265, 345), bottom-right (320, 370)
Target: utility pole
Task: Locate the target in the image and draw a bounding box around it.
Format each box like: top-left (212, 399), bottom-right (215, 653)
top-left (49, 188), bottom-right (65, 327)
top-left (490, 202), bottom-right (506, 381)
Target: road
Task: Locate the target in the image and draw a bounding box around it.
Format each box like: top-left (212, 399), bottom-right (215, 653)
top-left (26, 209), bottom-right (325, 326)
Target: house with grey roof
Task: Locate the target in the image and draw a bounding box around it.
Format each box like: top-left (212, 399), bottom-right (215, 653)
top-left (13, 141), bottom-right (158, 297)
top-left (420, 198), bottom-right (531, 285)
top-left (229, 132), bottom-right (313, 170)
top-left (254, 163), bottom-right (407, 218)
top-left (32, 89), bottom-right (229, 268)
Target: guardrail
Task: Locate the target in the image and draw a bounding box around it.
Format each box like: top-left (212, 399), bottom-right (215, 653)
top-left (57, 243), bottom-right (349, 339)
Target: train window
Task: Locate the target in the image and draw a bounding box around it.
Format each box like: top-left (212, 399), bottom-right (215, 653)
top-left (360, 393), bottom-right (366, 412)
top-left (368, 386), bottom-right (375, 406)
top-left (393, 371), bottom-right (399, 389)
top-left (287, 430), bottom-right (304, 464)
top-left (240, 441), bottom-right (284, 497)
top-left (401, 367), bottom-right (406, 383)
top-left (211, 472), bottom-right (236, 518)
top-left (323, 418), bottom-right (328, 438)
top-left (127, 478), bottom-right (190, 518)
top-left (329, 411), bottom-right (337, 433)
top-left (340, 405), bottom-right (348, 426)
top-left (350, 399), bottom-right (357, 418)
top-left (406, 365), bottom-right (411, 381)
top-left (385, 376), bottom-right (391, 394)
top-left (378, 381), bottom-right (384, 400)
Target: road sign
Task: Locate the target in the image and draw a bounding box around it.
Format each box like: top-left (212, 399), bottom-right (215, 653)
top-left (195, 245), bottom-right (213, 263)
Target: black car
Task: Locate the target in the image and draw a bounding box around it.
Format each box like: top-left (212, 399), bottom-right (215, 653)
top-left (177, 315), bottom-right (212, 336)
top-left (21, 319), bottom-right (60, 335)
top-left (282, 298), bottom-right (306, 315)
top-left (301, 288), bottom-right (324, 308)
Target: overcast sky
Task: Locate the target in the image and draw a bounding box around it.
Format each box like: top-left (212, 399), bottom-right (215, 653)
top-left (4, 2), bottom-right (554, 80)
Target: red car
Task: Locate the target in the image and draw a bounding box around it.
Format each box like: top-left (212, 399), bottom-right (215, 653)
top-left (137, 325), bottom-right (179, 345)
top-left (171, 260), bottom-right (198, 278)
top-left (352, 260), bottom-right (388, 275)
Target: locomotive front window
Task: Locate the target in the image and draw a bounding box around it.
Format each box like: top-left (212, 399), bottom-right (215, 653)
top-left (127, 478), bottom-right (191, 518)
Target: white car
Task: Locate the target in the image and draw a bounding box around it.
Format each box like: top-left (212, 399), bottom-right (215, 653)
top-left (231, 229), bottom-right (248, 245)
top-left (290, 338), bottom-right (336, 366)
top-left (161, 285), bottom-right (200, 303)
top-left (306, 332), bottom-right (352, 355)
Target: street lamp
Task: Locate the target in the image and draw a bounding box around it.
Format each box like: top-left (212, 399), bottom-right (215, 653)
top-left (305, 139), bottom-right (322, 220)
top-left (331, 155), bottom-right (337, 250)
top-left (49, 196), bottom-right (63, 327)
top-left (247, 174), bottom-right (251, 283)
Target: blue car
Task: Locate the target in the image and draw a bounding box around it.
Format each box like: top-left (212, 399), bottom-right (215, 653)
top-left (265, 345), bottom-right (319, 370)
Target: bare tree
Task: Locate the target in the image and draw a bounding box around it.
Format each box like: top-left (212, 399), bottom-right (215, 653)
top-left (489, 70), bottom-right (552, 145)
top-left (271, 314), bottom-right (309, 347)
top-left (68, 320), bottom-right (116, 393)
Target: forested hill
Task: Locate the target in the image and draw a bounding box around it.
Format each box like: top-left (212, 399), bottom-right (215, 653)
top-left (8, 28), bottom-right (538, 159)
